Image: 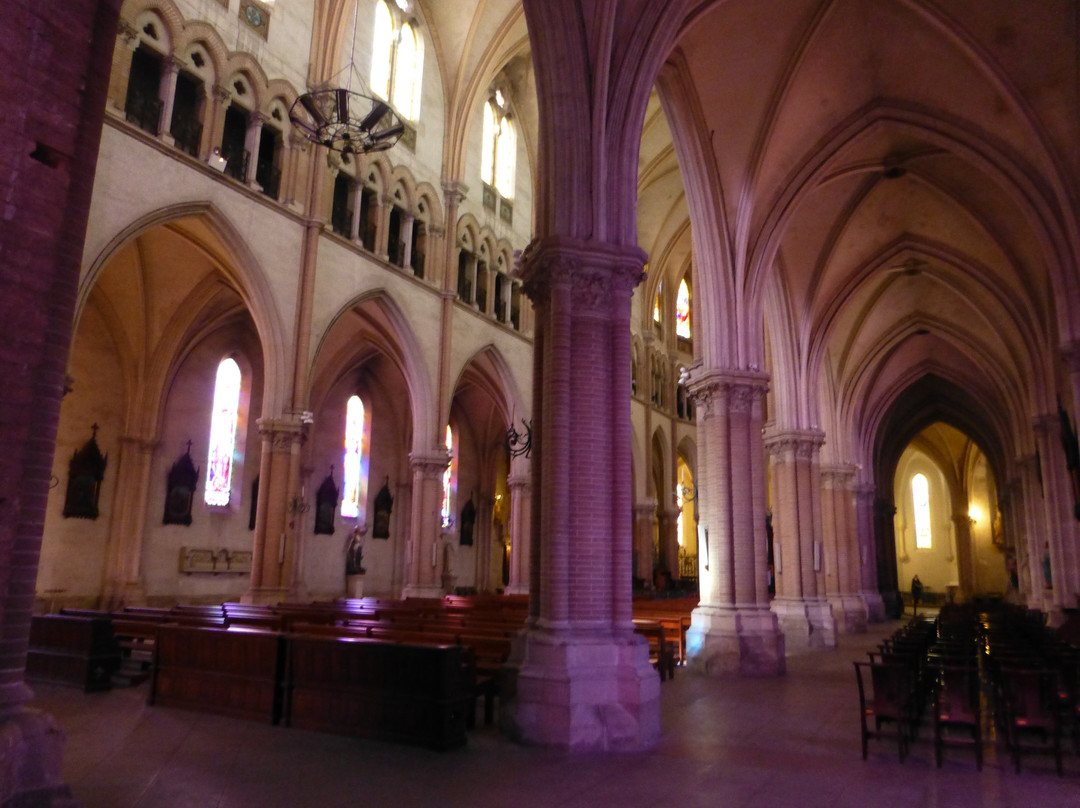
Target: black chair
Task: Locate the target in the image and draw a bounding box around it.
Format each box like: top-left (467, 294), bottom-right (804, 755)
top-left (931, 663), bottom-right (982, 770)
top-left (855, 660), bottom-right (914, 761)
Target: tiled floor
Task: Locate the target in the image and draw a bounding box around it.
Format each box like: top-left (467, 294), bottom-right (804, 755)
top-left (29, 621), bottom-right (1078, 808)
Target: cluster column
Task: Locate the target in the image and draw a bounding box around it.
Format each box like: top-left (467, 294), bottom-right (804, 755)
top-left (684, 368), bottom-right (786, 674)
top-left (854, 483), bottom-right (886, 620)
top-left (821, 465), bottom-right (868, 633)
top-left (764, 430), bottom-right (835, 649)
top-left (501, 237), bottom-right (659, 751)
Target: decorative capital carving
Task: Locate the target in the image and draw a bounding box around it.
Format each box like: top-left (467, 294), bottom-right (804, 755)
top-left (257, 417), bottom-right (306, 453)
top-left (686, 367), bottom-right (770, 420)
top-left (820, 464), bottom-right (857, 488)
top-left (117, 21), bottom-right (140, 48)
top-left (409, 451), bottom-right (450, 478)
top-left (248, 111), bottom-right (270, 127)
top-left (441, 179), bottom-right (468, 206)
top-left (212, 84), bottom-right (233, 105)
top-left (517, 236), bottom-right (645, 312)
top-left (507, 472), bottom-right (531, 491)
top-left (162, 55), bottom-right (186, 74)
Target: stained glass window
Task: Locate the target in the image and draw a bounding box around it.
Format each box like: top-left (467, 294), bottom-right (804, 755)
top-left (912, 472), bottom-right (932, 548)
top-left (393, 22), bottom-right (422, 119)
top-left (441, 425), bottom-right (456, 529)
top-left (653, 281), bottom-right (663, 325)
top-left (481, 101), bottom-right (496, 186)
top-left (676, 277), bottom-right (691, 340)
top-left (204, 358), bottom-right (241, 506)
top-left (340, 395), bottom-right (371, 520)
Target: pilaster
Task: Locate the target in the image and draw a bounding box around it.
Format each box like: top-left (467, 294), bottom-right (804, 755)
top-left (100, 434), bottom-right (158, 608)
top-left (855, 483), bottom-right (886, 621)
top-left (505, 470), bottom-right (532, 595)
top-left (764, 429), bottom-right (835, 648)
top-left (106, 21), bottom-right (140, 114)
top-left (157, 55), bottom-right (184, 144)
top-left (821, 464), bottom-right (867, 633)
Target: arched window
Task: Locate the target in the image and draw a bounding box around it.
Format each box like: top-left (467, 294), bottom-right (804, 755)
top-left (481, 91), bottom-right (516, 199)
top-left (204, 358), bottom-right (242, 506)
top-left (676, 459), bottom-right (695, 550)
top-left (441, 425), bottom-right (457, 529)
top-left (653, 281), bottom-right (663, 326)
top-left (370, 0), bottom-right (424, 120)
top-left (340, 395), bottom-right (372, 520)
top-left (912, 472), bottom-right (932, 548)
top-left (676, 277), bottom-right (692, 340)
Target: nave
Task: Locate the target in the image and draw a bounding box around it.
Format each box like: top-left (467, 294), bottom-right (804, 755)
top-left (30, 619), bottom-right (1076, 808)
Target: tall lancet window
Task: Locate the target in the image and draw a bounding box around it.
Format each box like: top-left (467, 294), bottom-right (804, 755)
top-left (912, 472), bottom-right (932, 548)
top-left (204, 357), bottom-right (241, 506)
top-left (371, 0), bottom-right (424, 120)
top-left (676, 277), bottom-right (692, 340)
top-left (441, 425), bottom-right (457, 529)
top-left (341, 395), bottom-right (372, 520)
top-left (481, 91), bottom-right (516, 198)
top-left (653, 281), bottom-right (663, 327)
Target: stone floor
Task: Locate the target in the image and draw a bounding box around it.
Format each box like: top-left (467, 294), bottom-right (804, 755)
top-left (28, 620), bottom-right (1079, 808)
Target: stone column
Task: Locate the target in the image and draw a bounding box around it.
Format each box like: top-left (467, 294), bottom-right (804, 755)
top-left (107, 21), bottom-right (140, 114)
top-left (375, 194), bottom-right (392, 261)
top-left (855, 483), bottom-right (886, 620)
top-left (100, 434), bottom-right (158, 607)
top-left (821, 465), bottom-right (867, 633)
top-left (685, 368), bottom-right (786, 675)
top-left (157, 55), bottom-right (183, 142)
top-left (244, 112), bottom-right (267, 186)
top-left (282, 131), bottom-right (310, 211)
top-left (505, 470), bottom-right (532, 595)
top-left (501, 237), bottom-right (658, 751)
top-left (1015, 454), bottom-right (1045, 607)
top-left (1033, 413), bottom-right (1077, 614)
top-left (243, 417), bottom-right (306, 604)
top-left (764, 430), bottom-right (835, 649)
top-left (201, 84), bottom-right (232, 165)
top-left (399, 213), bottom-right (414, 269)
top-left (659, 507), bottom-right (681, 579)
top-left (951, 511), bottom-right (977, 598)
top-left (401, 452), bottom-right (450, 598)
top-left (633, 500), bottom-right (657, 586)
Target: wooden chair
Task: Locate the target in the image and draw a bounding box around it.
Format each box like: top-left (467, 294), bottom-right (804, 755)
top-left (997, 666), bottom-right (1064, 776)
top-left (854, 660), bottom-right (914, 761)
top-left (931, 663), bottom-right (982, 770)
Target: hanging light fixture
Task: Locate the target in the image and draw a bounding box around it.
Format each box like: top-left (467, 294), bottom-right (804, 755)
top-left (289, 6), bottom-right (405, 155)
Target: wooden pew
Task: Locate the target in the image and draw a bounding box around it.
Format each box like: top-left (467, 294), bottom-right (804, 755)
top-left (284, 633), bottom-right (472, 749)
top-left (26, 614), bottom-right (120, 692)
top-left (150, 625), bottom-right (284, 723)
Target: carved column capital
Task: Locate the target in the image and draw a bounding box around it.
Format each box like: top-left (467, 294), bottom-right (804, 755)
top-left (441, 179), bottom-right (468, 207)
top-left (517, 236), bottom-right (645, 311)
top-left (820, 463), bottom-right (857, 488)
top-left (247, 110), bottom-right (269, 127)
top-left (117, 20), bottom-right (140, 49)
top-left (686, 367), bottom-right (770, 420)
top-left (409, 451), bottom-right (450, 479)
top-left (763, 428), bottom-right (825, 460)
top-left (162, 54), bottom-right (186, 75)
top-left (212, 84), bottom-right (233, 105)
top-left (257, 417), bottom-right (306, 453)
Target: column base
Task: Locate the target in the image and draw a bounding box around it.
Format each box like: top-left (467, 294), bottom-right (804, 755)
top-left (240, 586), bottom-right (291, 606)
top-left (770, 597), bottom-right (836, 649)
top-left (0, 708), bottom-right (78, 808)
top-left (500, 627), bottom-right (660, 751)
top-left (861, 591), bottom-right (887, 622)
top-left (503, 583), bottom-right (529, 596)
top-left (828, 595), bottom-right (868, 634)
top-left (686, 604), bottom-right (786, 676)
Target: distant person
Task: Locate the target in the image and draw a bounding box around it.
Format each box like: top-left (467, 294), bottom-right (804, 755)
top-left (910, 574), bottom-right (924, 615)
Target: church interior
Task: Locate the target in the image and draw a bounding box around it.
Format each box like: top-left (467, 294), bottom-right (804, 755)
top-left (2, 0), bottom-right (1079, 805)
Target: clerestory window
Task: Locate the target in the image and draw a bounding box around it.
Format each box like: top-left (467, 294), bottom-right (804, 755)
top-left (371, 0), bottom-right (423, 120)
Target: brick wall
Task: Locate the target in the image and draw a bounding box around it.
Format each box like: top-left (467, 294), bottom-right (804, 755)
top-left (0, 0), bottom-right (120, 707)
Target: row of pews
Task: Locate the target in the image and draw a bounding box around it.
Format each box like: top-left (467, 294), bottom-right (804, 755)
top-left (29, 593), bottom-right (696, 750)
